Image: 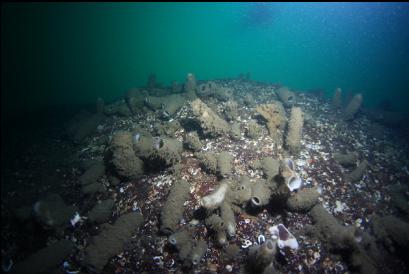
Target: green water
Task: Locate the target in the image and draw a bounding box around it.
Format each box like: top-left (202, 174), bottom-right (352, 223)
top-left (2, 2), bottom-right (409, 117)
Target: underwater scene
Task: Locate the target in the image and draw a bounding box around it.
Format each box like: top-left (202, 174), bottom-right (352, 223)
top-left (2, 2), bottom-right (409, 274)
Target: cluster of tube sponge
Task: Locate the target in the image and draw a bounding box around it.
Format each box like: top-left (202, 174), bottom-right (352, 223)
top-left (198, 157), bottom-right (318, 247)
top-left (167, 230), bottom-right (208, 267)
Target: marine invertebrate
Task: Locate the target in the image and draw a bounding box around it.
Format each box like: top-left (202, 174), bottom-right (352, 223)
top-left (243, 94), bottom-right (255, 107)
top-left (246, 120), bottom-right (262, 139)
top-left (224, 100), bottom-right (238, 121)
top-left (205, 214), bottom-right (227, 246)
top-left (147, 73), bottom-right (156, 91)
top-left (276, 86), bottom-right (295, 107)
top-left (309, 204), bottom-right (378, 274)
top-left (279, 158), bottom-right (303, 192)
top-left (66, 112), bottom-right (105, 143)
top-left (108, 131), bottom-right (144, 179)
top-left (197, 81), bottom-right (232, 101)
top-left (230, 122), bottom-right (241, 141)
top-left (268, 224), bottom-right (299, 250)
top-left (168, 230), bottom-right (194, 263)
top-left (124, 88), bottom-right (147, 114)
top-left (255, 102), bottom-right (286, 138)
top-left (88, 199), bottom-right (114, 224)
top-left (160, 179), bottom-right (191, 234)
top-left (343, 93), bottom-right (363, 121)
top-left (247, 238), bottom-right (278, 274)
top-left (346, 160), bottom-right (368, 183)
top-left (285, 106), bottom-right (304, 154)
top-left (229, 176), bottom-right (253, 205)
top-left (149, 137), bottom-right (183, 167)
top-left (217, 151), bottom-right (233, 178)
top-left (195, 152), bottom-right (218, 174)
top-left (371, 215), bottom-right (409, 253)
top-left (332, 88), bottom-right (342, 109)
top-left (78, 161), bottom-right (105, 186)
top-left (33, 193), bottom-right (78, 229)
top-left (250, 180), bottom-right (272, 207)
top-left (200, 180), bottom-right (231, 209)
top-left (286, 186), bottom-right (320, 212)
top-left (260, 157), bottom-right (280, 179)
top-left (84, 212), bottom-right (144, 272)
top-left (169, 230), bottom-right (208, 266)
top-left (287, 175), bottom-right (302, 192)
top-left (13, 240), bottom-right (74, 274)
top-left (220, 202), bottom-right (236, 237)
top-left (191, 98), bottom-right (230, 137)
top-left (184, 73), bottom-right (197, 100)
top-left (190, 240), bottom-right (208, 266)
top-left (183, 131), bottom-right (203, 151)
top-left (333, 151), bottom-right (358, 167)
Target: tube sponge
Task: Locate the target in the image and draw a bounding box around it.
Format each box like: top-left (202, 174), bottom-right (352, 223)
top-left (261, 157), bottom-right (280, 179)
top-left (205, 214), bottom-right (225, 232)
top-left (184, 73), bottom-right (197, 100)
top-left (346, 160), bottom-right (368, 183)
top-left (109, 131), bottom-right (144, 180)
top-left (332, 88), bottom-right (342, 109)
top-left (247, 238), bottom-right (277, 273)
top-left (184, 131), bottom-right (203, 152)
top-left (250, 180), bottom-right (272, 207)
top-left (221, 202), bottom-right (236, 237)
top-left (200, 180), bottom-right (230, 209)
top-left (168, 230), bottom-right (190, 247)
top-left (344, 93), bottom-right (363, 121)
top-left (191, 98), bottom-right (230, 137)
top-left (190, 239), bottom-right (208, 266)
top-left (286, 186), bottom-right (320, 212)
top-left (13, 239), bottom-right (74, 274)
top-left (255, 102), bottom-right (286, 139)
top-left (276, 86), bottom-right (296, 107)
top-left (246, 120), bottom-right (262, 139)
top-left (195, 152), bottom-right (218, 174)
top-left (229, 176), bottom-right (253, 205)
top-left (218, 151), bottom-right (233, 178)
top-left (333, 152), bottom-right (358, 167)
top-left (160, 179), bottom-right (191, 235)
top-left (285, 106), bottom-right (304, 154)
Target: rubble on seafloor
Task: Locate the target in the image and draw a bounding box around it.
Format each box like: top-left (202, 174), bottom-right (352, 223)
top-left (2, 74), bottom-right (409, 274)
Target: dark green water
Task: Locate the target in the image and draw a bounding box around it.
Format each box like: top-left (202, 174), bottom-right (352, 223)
top-left (2, 2), bottom-right (409, 118)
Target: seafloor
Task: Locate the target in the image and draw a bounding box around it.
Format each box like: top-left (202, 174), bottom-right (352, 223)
top-left (1, 77), bottom-right (409, 274)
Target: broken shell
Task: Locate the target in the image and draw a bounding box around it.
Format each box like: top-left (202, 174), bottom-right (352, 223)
top-left (258, 235), bottom-right (265, 245)
top-left (70, 212), bottom-right (81, 227)
top-left (268, 224), bottom-right (299, 250)
top-left (242, 239), bottom-right (252, 248)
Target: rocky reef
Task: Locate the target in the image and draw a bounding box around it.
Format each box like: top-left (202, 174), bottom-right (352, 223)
top-left (4, 75), bottom-right (409, 274)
